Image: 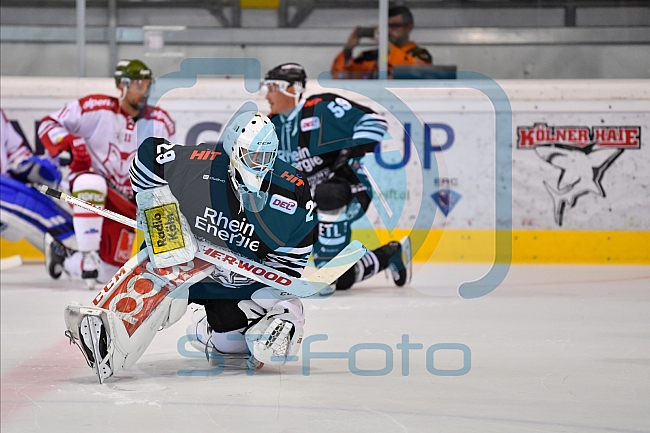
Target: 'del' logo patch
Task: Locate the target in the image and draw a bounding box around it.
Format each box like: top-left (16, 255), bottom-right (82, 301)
top-left (269, 194), bottom-right (297, 215)
top-left (144, 203), bottom-right (185, 254)
top-left (300, 116), bottom-right (321, 132)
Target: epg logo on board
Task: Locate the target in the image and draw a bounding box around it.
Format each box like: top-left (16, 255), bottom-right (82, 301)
top-left (432, 177), bottom-right (461, 216)
top-left (517, 123), bottom-right (641, 226)
top-left (269, 194), bottom-right (297, 215)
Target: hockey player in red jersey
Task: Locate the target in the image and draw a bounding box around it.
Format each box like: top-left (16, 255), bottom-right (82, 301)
top-left (38, 59), bottom-right (176, 288)
top-left (63, 111), bottom-right (317, 382)
top-left (264, 63), bottom-right (411, 295)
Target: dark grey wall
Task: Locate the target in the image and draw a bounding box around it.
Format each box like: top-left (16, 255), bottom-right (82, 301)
top-left (1, 6), bottom-right (648, 79)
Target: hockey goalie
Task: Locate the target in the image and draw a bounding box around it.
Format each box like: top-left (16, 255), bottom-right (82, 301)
top-left (64, 111), bottom-right (318, 383)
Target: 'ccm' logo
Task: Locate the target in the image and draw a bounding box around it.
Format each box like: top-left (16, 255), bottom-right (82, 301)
top-left (269, 194), bottom-right (297, 215)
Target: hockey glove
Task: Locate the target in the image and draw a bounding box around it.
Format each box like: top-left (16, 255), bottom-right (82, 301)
top-left (9, 155), bottom-right (62, 188)
top-left (58, 134), bottom-right (92, 172)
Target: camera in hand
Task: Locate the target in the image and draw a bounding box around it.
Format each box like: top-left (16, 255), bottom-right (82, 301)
top-left (355, 27), bottom-right (376, 38)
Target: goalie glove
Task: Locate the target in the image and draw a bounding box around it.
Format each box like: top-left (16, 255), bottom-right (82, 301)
top-left (243, 291), bottom-right (305, 365)
top-left (246, 313), bottom-right (304, 366)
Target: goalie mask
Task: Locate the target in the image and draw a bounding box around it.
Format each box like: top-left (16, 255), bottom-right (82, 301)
top-left (223, 111), bottom-right (278, 212)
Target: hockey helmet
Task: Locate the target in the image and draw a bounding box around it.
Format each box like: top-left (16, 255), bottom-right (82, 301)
top-left (263, 63), bottom-right (306, 97)
top-left (222, 111), bottom-right (279, 212)
top-left (114, 59), bottom-right (152, 87)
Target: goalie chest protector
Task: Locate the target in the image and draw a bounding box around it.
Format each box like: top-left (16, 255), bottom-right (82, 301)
top-left (137, 139), bottom-right (316, 265)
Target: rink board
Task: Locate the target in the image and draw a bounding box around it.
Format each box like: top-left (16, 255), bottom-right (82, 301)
top-left (4, 228), bottom-right (649, 264)
top-left (1, 77), bottom-right (648, 264)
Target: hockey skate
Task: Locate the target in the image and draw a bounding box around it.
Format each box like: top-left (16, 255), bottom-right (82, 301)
top-left (377, 237), bottom-right (412, 287)
top-left (64, 302), bottom-right (114, 384)
top-left (81, 251), bottom-right (101, 290)
top-left (186, 309), bottom-right (262, 371)
top-left (44, 232), bottom-right (73, 279)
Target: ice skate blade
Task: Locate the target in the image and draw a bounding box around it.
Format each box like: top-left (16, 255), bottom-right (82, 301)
top-left (80, 315), bottom-right (112, 384)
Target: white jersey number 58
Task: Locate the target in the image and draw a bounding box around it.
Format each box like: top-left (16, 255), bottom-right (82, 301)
top-left (327, 98), bottom-right (352, 119)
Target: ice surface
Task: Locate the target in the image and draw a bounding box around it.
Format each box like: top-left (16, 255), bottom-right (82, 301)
top-left (2, 262), bottom-right (649, 433)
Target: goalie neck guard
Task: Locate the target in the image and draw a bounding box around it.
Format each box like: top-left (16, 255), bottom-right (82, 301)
top-left (222, 111), bottom-right (278, 213)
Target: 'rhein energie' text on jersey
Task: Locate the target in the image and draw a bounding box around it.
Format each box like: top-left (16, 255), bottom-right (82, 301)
top-left (130, 138), bottom-right (317, 291)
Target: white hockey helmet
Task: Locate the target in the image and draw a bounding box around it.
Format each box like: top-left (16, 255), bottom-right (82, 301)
top-left (223, 111), bottom-right (278, 212)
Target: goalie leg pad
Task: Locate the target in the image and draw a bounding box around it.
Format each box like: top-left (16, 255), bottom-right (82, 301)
top-left (163, 296), bottom-right (190, 330)
top-left (66, 250), bottom-right (214, 382)
top-left (186, 307), bottom-right (261, 370)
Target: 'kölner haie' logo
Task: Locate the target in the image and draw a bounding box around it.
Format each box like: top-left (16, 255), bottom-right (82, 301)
top-left (517, 123), bottom-right (641, 226)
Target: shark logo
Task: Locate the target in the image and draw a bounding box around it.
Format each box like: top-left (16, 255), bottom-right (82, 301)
top-left (536, 144), bottom-right (622, 225)
top-left (517, 123), bottom-right (641, 226)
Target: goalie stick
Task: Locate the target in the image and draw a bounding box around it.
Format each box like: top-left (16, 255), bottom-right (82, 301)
top-left (40, 185), bottom-right (366, 298)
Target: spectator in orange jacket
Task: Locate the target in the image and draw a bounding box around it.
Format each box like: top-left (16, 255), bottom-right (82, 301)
top-left (331, 5), bottom-right (432, 79)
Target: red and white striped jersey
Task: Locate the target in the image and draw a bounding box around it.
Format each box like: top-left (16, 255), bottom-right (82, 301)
top-left (39, 94), bottom-right (176, 198)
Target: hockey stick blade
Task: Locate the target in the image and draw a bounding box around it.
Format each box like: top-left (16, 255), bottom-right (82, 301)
top-left (40, 186), bottom-right (365, 298)
top-left (305, 240), bottom-right (367, 286)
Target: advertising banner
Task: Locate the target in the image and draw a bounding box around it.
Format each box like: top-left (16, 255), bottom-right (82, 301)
top-left (2, 76), bottom-right (648, 263)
